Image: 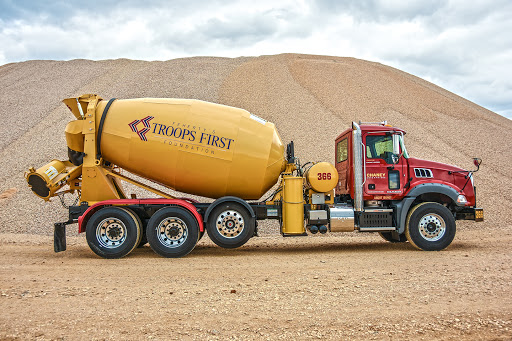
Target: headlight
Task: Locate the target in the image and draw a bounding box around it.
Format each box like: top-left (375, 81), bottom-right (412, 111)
top-left (457, 194), bottom-right (468, 204)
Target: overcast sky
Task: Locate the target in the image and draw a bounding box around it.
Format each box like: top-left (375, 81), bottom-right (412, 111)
top-left (0, 0), bottom-right (510, 119)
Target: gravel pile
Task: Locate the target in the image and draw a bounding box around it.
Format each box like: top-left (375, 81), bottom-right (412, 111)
top-left (0, 53), bottom-right (509, 235)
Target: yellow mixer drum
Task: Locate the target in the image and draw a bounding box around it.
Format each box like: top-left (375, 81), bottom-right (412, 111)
top-left (65, 97), bottom-right (286, 200)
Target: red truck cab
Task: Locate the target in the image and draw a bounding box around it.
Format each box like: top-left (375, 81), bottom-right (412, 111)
top-left (334, 122), bottom-right (482, 249)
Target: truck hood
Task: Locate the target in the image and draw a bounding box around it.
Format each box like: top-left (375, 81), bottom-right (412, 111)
top-left (407, 157), bottom-right (466, 173)
top-left (406, 157), bottom-right (476, 206)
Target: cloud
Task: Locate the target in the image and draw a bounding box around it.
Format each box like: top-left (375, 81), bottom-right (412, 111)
top-left (0, 0), bottom-right (510, 118)
top-left (313, 0), bottom-right (444, 22)
top-left (345, 2), bottom-right (512, 117)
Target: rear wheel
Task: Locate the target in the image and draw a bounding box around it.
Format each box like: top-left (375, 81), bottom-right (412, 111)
top-left (405, 202), bottom-right (456, 251)
top-left (379, 232), bottom-right (407, 243)
top-left (86, 207), bottom-right (141, 259)
top-left (146, 207), bottom-right (199, 258)
top-left (136, 217), bottom-right (148, 248)
top-left (206, 202), bottom-right (254, 248)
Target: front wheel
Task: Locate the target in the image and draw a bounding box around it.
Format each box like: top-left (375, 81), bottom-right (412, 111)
top-left (206, 202), bottom-right (254, 248)
top-left (405, 202), bottom-right (456, 251)
top-left (146, 207), bottom-right (199, 258)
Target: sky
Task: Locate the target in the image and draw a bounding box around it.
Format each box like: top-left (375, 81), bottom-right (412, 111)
top-left (0, 0), bottom-right (510, 119)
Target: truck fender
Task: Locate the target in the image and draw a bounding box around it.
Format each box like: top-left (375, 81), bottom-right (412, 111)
top-left (78, 199), bottom-right (204, 233)
top-left (203, 196), bottom-right (256, 223)
top-left (395, 183), bottom-right (461, 234)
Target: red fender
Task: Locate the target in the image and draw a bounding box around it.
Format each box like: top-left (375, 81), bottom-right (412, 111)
top-left (78, 198), bottom-right (204, 233)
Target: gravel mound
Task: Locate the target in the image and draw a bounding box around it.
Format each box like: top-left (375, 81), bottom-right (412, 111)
top-left (0, 53), bottom-right (509, 235)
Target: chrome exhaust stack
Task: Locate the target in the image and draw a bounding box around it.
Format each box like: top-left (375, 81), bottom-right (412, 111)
top-left (352, 122), bottom-right (364, 212)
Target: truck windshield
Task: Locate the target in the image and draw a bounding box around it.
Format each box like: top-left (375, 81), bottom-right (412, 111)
top-left (399, 135), bottom-right (409, 158)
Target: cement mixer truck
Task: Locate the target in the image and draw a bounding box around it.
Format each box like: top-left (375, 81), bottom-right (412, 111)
top-left (25, 94), bottom-right (483, 258)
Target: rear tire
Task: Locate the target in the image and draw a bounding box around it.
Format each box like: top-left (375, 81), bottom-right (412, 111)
top-left (405, 202), bottom-right (456, 251)
top-left (206, 202), bottom-right (254, 248)
top-left (379, 232), bottom-right (407, 243)
top-left (86, 207), bottom-right (141, 259)
top-left (146, 207), bottom-right (199, 258)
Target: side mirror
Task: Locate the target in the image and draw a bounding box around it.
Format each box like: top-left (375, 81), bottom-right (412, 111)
top-left (472, 158), bottom-right (482, 172)
top-left (449, 158), bottom-right (482, 175)
top-left (392, 134), bottom-right (400, 155)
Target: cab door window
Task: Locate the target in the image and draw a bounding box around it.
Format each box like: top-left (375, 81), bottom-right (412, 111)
top-left (366, 135), bottom-right (395, 164)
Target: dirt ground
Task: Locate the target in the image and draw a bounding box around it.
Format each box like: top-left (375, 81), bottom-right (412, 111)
top-left (1, 224), bottom-right (510, 340)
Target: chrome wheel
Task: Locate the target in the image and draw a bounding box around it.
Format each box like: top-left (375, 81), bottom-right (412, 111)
top-left (86, 207), bottom-right (141, 258)
top-left (405, 202), bottom-right (456, 251)
top-left (418, 213), bottom-right (446, 242)
top-left (206, 202), bottom-right (254, 249)
top-left (96, 217), bottom-right (127, 248)
top-left (216, 210), bottom-right (245, 239)
top-left (156, 217), bottom-right (188, 248)
top-left (146, 207), bottom-right (199, 258)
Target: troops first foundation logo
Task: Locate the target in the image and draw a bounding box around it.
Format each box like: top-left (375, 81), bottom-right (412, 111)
top-left (128, 116), bottom-right (154, 141)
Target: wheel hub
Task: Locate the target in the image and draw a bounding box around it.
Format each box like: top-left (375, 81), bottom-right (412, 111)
top-left (418, 213), bottom-right (446, 241)
top-left (157, 217), bottom-right (188, 248)
top-left (426, 222), bottom-right (437, 232)
top-left (96, 218), bottom-right (127, 248)
top-left (167, 225), bottom-right (180, 238)
top-left (216, 210), bottom-right (244, 238)
top-left (107, 225), bottom-right (122, 240)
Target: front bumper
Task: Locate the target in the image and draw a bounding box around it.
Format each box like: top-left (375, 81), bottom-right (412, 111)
top-left (456, 207), bottom-right (484, 222)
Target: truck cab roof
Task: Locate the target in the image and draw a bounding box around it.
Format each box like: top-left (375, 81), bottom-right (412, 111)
top-left (335, 124), bottom-right (406, 141)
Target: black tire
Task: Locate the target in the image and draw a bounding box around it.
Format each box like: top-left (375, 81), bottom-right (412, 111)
top-left (86, 207), bottom-right (141, 259)
top-left (206, 202), bottom-right (254, 248)
top-left (130, 209), bottom-right (144, 248)
top-left (379, 232), bottom-right (407, 243)
top-left (136, 218), bottom-right (148, 248)
top-left (405, 202), bottom-right (456, 251)
top-left (146, 207), bottom-right (199, 258)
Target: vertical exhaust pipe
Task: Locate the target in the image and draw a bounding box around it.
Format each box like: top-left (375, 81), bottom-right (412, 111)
top-left (352, 122), bottom-right (364, 212)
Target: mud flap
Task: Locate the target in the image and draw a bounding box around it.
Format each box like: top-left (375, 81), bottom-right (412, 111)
top-left (54, 222), bottom-right (67, 252)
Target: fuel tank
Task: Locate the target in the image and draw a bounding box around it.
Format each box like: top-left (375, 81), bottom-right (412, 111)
top-left (65, 97), bottom-right (286, 200)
